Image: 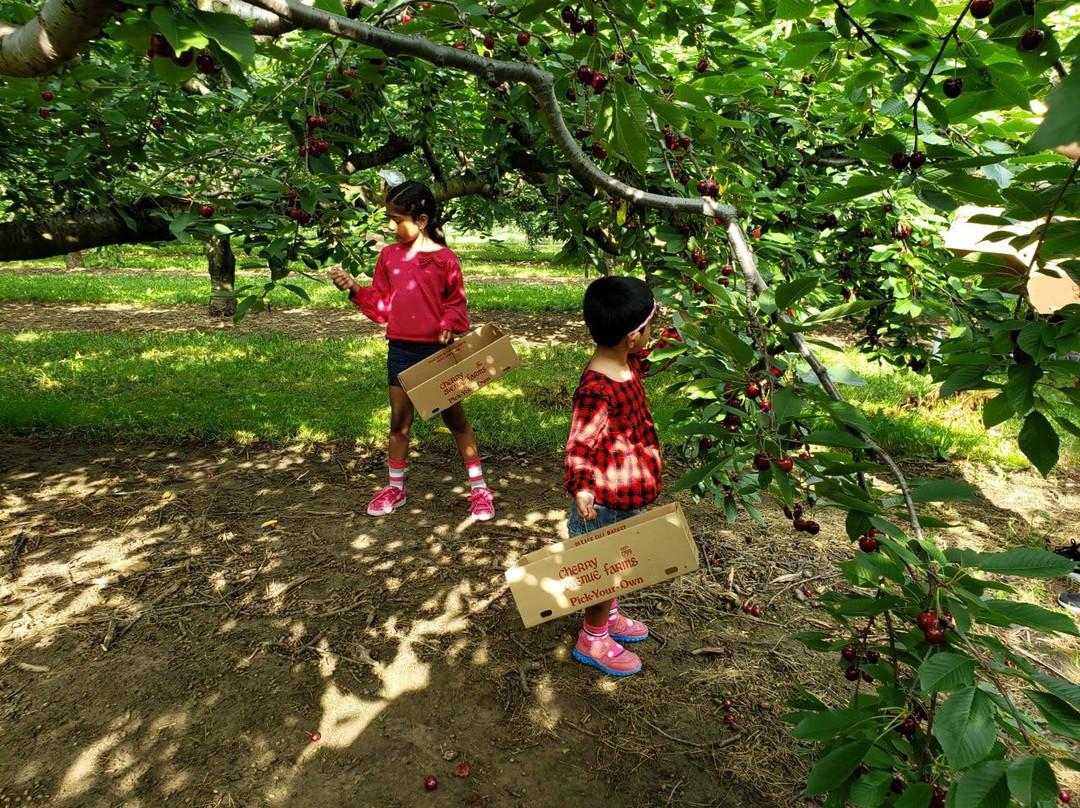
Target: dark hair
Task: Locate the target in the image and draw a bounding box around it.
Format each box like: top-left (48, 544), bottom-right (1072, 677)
top-left (582, 276), bottom-right (655, 347)
top-left (385, 181), bottom-right (446, 245)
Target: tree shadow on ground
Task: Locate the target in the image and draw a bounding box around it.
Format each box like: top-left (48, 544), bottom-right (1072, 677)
top-left (3, 441), bottom-right (1078, 807)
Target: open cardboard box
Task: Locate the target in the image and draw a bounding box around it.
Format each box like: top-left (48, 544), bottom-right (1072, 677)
top-left (505, 502), bottom-right (699, 629)
top-left (944, 205), bottom-right (1079, 314)
top-left (398, 323), bottom-right (522, 420)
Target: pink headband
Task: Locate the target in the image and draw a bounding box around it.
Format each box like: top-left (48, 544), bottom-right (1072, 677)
top-left (627, 300), bottom-right (658, 338)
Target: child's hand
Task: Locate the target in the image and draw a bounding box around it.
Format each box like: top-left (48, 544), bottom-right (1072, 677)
top-left (575, 491), bottom-right (598, 522)
top-left (329, 268), bottom-right (359, 294)
top-left (438, 329), bottom-right (454, 345)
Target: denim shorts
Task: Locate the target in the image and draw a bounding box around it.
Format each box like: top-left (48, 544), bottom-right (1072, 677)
top-left (387, 339), bottom-right (445, 387)
top-left (567, 501), bottom-right (645, 538)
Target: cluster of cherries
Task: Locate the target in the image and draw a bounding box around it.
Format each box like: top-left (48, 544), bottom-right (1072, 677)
top-left (299, 110), bottom-right (332, 159)
top-left (782, 502), bottom-right (820, 535)
top-left (147, 33), bottom-right (217, 74)
top-left (560, 5), bottom-right (599, 36)
top-left (840, 643), bottom-right (879, 684)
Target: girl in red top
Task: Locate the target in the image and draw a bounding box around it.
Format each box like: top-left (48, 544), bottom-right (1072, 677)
top-left (330, 181), bottom-right (494, 521)
top-left (564, 276), bottom-right (662, 676)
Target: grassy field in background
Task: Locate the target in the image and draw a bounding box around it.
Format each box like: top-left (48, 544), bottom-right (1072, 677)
top-left (2, 237), bottom-right (1075, 471)
top-left (1, 328), bottom-right (1073, 469)
top-left (0, 271), bottom-right (583, 312)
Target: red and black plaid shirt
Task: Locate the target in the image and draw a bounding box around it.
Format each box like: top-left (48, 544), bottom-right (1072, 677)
top-left (564, 353), bottom-right (662, 511)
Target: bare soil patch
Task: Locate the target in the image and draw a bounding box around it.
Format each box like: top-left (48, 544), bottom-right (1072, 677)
top-left (0, 302), bottom-right (589, 348)
top-left (3, 438), bottom-right (1079, 808)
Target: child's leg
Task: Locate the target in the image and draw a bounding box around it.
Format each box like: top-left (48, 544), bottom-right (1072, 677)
top-left (574, 596), bottom-right (641, 676)
top-left (368, 386), bottom-right (414, 516)
top-left (440, 403), bottom-right (494, 519)
top-left (388, 385), bottom-right (415, 461)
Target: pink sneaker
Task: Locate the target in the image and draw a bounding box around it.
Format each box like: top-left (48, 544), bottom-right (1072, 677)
top-left (367, 485), bottom-right (406, 516)
top-left (608, 612), bottom-right (649, 643)
top-left (572, 631), bottom-right (642, 676)
top-left (467, 487), bottom-right (495, 521)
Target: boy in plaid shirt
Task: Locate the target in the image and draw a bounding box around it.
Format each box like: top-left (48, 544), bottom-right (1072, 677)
top-left (565, 276), bottom-right (663, 676)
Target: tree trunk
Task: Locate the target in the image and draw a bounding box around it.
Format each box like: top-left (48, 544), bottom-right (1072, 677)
top-left (63, 251), bottom-right (86, 269)
top-left (206, 237), bottom-right (237, 318)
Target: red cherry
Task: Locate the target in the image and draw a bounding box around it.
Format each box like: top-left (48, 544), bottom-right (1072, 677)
top-left (1060, 789), bottom-right (1072, 804)
top-left (841, 645), bottom-right (857, 662)
top-left (310, 731), bottom-right (321, 742)
top-left (340, 87), bottom-right (354, 99)
top-left (806, 521), bottom-right (820, 535)
top-left (751, 227), bottom-right (762, 238)
top-left (400, 12), bottom-right (413, 23)
top-left (745, 383), bottom-right (761, 399)
top-left (844, 666), bottom-right (860, 681)
top-left (424, 776), bottom-right (438, 791)
top-left (696, 59), bottom-right (708, 73)
top-left (759, 400), bottom-right (772, 412)
top-left (908, 151), bottom-right (927, 170)
top-left (517, 32), bottom-right (531, 46)
top-left (897, 717), bottom-right (917, 737)
top-left (861, 671), bottom-right (873, 683)
top-left (196, 53), bottom-right (215, 74)
top-left (776, 457), bottom-right (793, 473)
top-left (452, 41), bottom-right (466, 50)
top-left (970, 0), bottom-right (993, 18)
top-left (858, 535), bottom-right (881, 552)
top-left (590, 72), bottom-right (608, 92)
top-left (753, 453), bottom-right (770, 471)
top-left (42, 91), bottom-right (53, 101)
top-left (865, 650), bottom-right (880, 663)
top-left (1021, 28), bottom-right (1046, 52)
top-left (924, 626), bottom-right (946, 644)
top-left (891, 152), bottom-right (910, 170)
top-left (721, 698), bottom-right (733, 708)
top-left (38, 108), bottom-right (50, 118)
top-left (769, 367), bottom-right (782, 377)
top-left (576, 65), bottom-right (594, 83)
top-left (198, 204), bottom-right (214, 218)
top-left (483, 34), bottom-right (495, 48)
top-left (915, 610), bottom-right (937, 631)
top-left (152, 118), bottom-right (164, 131)
top-left (723, 713), bottom-right (736, 723)
top-left (750, 605), bottom-right (761, 617)
top-left (721, 265), bottom-right (734, 277)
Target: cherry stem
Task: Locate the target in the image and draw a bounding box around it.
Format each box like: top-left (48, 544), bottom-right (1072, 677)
top-left (833, 0), bottom-right (903, 72)
top-left (1025, 156), bottom-right (1080, 278)
top-left (912, 1), bottom-right (976, 153)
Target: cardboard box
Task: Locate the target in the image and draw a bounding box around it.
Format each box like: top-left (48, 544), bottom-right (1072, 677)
top-left (943, 205), bottom-right (1079, 314)
top-left (505, 502), bottom-right (699, 628)
top-left (398, 323), bottom-right (521, 419)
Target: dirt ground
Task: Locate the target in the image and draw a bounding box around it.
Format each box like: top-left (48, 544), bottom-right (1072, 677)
top-left (3, 303), bottom-right (1080, 807)
top-left (0, 302), bottom-right (590, 349)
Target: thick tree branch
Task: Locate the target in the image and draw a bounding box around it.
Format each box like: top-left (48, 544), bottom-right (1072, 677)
top-left (0, 0), bottom-right (118, 77)
top-left (0, 198), bottom-right (187, 261)
top-left (340, 133), bottom-right (416, 174)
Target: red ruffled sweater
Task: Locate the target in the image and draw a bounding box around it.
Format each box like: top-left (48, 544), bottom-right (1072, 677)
top-left (349, 243), bottom-right (470, 342)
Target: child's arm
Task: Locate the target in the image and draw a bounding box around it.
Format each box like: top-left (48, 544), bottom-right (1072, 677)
top-left (565, 387), bottom-right (609, 520)
top-left (440, 254), bottom-right (470, 337)
top-left (330, 256), bottom-right (391, 324)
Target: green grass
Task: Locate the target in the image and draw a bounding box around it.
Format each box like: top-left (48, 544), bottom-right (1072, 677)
top-left (0, 271), bottom-right (583, 312)
top-left (0, 331), bottom-right (678, 453)
top-left (825, 348), bottom-right (1080, 469)
top-left (13, 234), bottom-right (573, 276)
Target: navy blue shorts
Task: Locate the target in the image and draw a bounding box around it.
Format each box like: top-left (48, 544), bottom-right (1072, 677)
top-left (387, 339), bottom-right (445, 388)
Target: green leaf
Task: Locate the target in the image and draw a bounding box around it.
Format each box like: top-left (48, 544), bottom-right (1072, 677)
top-left (1027, 691), bottom-right (1080, 740)
top-left (933, 687), bottom-right (996, 769)
top-left (982, 393), bottom-right (1014, 428)
top-left (192, 11), bottom-right (256, 65)
top-left (776, 277), bottom-right (818, 312)
top-left (940, 365), bottom-right (990, 398)
top-left (670, 459), bottom-right (724, 493)
top-left (282, 283), bottom-right (311, 302)
top-left (804, 739), bottom-right (872, 796)
top-left (849, 769), bottom-right (892, 808)
top-left (803, 430), bottom-right (867, 449)
top-left (1006, 756), bottom-right (1058, 806)
top-left (1007, 360), bottom-right (1042, 416)
top-left (792, 709), bottom-right (875, 741)
top-left (983, 599), bottom-right (1080, 636)
top-left (805, 300), bottom-right (880, 324)
top-left (952, 760), bottom-right (1010, 808)
top-left (1032, 674), bottom-right (1080, 713)
top-left (977, 547), bottom-right (1076, 578)
top-left (811, 175), bottom-right (895, 207)
top-left (909, 478), bottom-right (976, 503)
top-left (614, 87), bottom-right (649, 176)
top-left (776, 0), bottom-right (816, 18)
top-left (1018, 411), bottom-right (1059, 478)
top-left (822, 400), bottom-right (872, 436)
top-left (894, 782), bottom-right (933, 808)
top-left (919, 653), bottom-right (977, 694)
top-left (1028, 60), bottom-right (1080, 153)
top-left (314, 0), bottom-right (348, 15)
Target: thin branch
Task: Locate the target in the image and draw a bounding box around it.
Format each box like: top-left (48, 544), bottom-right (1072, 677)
top-left (1025, 156), bottom-right (1080, 277)
top-left (911, 3), bottom-right (975, 150)
top-left (420, 136), bottom-right (445, 186)
top-left (833, 0), bottom-right (903, 72)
